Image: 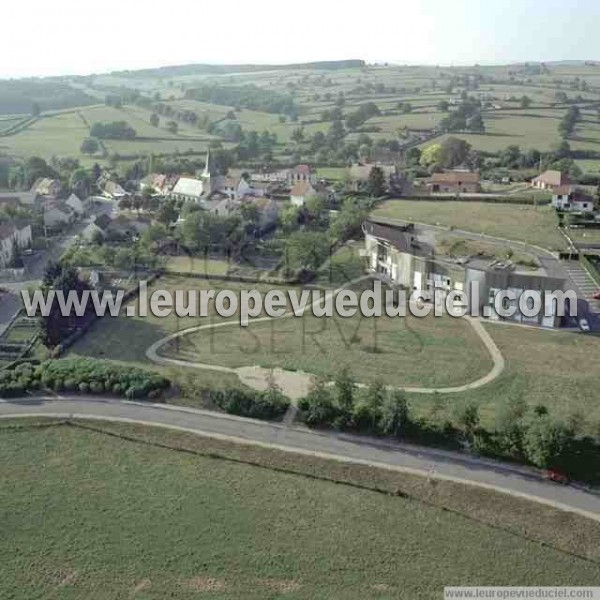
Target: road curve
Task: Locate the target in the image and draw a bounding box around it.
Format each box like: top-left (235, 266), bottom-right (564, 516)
top-left (1, 396), bottom-right (598, 522)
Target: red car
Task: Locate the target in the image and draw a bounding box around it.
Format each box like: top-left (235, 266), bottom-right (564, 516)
top-left (544, 469), bottom-right (570, 485)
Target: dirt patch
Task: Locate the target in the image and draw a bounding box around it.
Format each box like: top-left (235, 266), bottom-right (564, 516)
top-left (54, 570), bottom-right (77, 587)
top-left (133, 578), bottom-right (151, 593)
top-left (235, 365), bottom-right (314, 400)
top-left (181, 576), bottom-right (226, 592)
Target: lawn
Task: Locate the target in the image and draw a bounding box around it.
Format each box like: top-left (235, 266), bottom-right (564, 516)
top-left (407, 324), bottom-right (600, 433)
top-left (166, 306), bottom-right (492, 389)
top-left (69, 274), bottom-right (492, 391)
top-left (371, 199), bottom-right (567, 251)
top-left (0, 423), bottom-right (598, 599)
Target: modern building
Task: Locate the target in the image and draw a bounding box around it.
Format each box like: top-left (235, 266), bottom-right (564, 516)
top-left (363, 219), bottom-right (569, 328)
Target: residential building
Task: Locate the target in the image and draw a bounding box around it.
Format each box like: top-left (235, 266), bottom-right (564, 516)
top-left (103, 180), bottom-right (128, 200)
top-left (140, 173), bottom-right (178, 195)
top-left (426, 170), bottom-right (481, 194)
top-left (251, 169), bottom-right (290, 184)
top-left (30, 177), bottom-right (61, 198)
top-left (531, 170), bottom-right (571, 191)
top-left (551, 186), bottom-right (596, 212)
top-left (363, 219), bottom-right (567, 328)
top-left (290, 181), bottom-right (317, 207)
top-left (287, 165), bottom-right (317, 186)
top-left (43, 204), bottom-right (74, 228)
top-left (0, 191), bottom-right (37, 206)
top-left (65, 193), bottom-right (90, 216)
top-left (347, 162), bottom-right (400, 193)
top-left (0, 223), bottom-right (32, 268)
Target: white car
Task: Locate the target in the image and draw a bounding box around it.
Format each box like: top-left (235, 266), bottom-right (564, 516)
top-left (579, 318), bottom-right (591, 332)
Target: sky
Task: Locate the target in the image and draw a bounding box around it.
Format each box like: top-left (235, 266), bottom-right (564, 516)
top-left (1, 0), bottom-right (599, 78)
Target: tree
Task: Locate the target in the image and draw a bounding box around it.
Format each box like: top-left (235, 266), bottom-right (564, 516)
top-left (298, 379), bottom-right (338, 427)
top-left (31, 102), bottom-right (41, 117)
top-left (495, 395), bottom-right (528, 457)
top-left (453, 401), bottom-right (480, 441)
top-left (520, 95), bottom-right (532, 108)
top-left (367, 166), bottom-right (386, 196)
top-left (150, 113), bottom-right (160, 127)
top-left (166, 120), bottom-right (179, 134)
top-left (334, 369), bottom-right (356, 427)
top-left (466, 112), bottom-right (485, 133)
top-left (286, 231), bottom-right (330, 271)
top-left (439, 136), bottom-right (472, 168)
top-left (80, 137), bottom-right (100, 155)
top-left (379, 390), bottom-right (409, 437)
top-left (437, 100), bottom-right (450, 112)
top-left (523, 415), bottom-right (572, 468)
top-left (419, 143), bottom-right (443, 167)
top-left (291, 127), bottom-right (305, 144)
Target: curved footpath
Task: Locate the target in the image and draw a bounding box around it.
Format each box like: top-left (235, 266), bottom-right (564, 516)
top-left (1, 396), bottom-right (598, 521)
top-left (146, 286), bottom-right (506, 399)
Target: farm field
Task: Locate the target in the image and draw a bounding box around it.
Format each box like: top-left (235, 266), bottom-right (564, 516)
top-left (371, 200), bottom-right (567, 251)
top-left (1, 423), bottom-right (598, 599)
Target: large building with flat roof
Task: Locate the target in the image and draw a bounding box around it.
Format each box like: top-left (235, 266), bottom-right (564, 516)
top-left (363, 220), bottom-right (570, 328)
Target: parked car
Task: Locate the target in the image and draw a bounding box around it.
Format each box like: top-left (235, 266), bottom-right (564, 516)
top-left (544, 469), bottom-right (570, 485)
top-left (593, 292), bottom-right (600, 301)
top-left (578, 318), bottom-right (591, 332)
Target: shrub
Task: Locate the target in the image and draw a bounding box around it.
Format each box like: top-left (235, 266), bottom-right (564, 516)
top-left (211, 388), bottom-right (290, 420)
top-left (78, 382), bottom-right (90, 393)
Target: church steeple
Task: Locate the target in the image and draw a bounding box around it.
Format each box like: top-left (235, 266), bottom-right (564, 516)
top-left (202, 148), bottom-right (210, 178)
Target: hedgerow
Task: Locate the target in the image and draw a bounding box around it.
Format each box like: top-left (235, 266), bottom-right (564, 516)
top-left (0, 358), bottom-right (170, 400)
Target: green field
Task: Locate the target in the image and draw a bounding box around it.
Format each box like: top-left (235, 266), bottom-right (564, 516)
top-left (169, 309), bottom-right (491, 388)
top-left (68, 275), bottom-right (491, 390)
top-left (1, 422), bottom-right (598, 599)
top-left (2, 61), bottom-right (600, 165)
top-left (408, 323), bottom-right (600, 433)
top-left (371, 200), bottom-right (566, 250)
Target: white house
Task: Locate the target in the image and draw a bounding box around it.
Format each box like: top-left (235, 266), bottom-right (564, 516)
top-left (0, 223), bottom-right (32, 268)
top-left (287, 165), bottom-right (317, 186)
top-left (551, 186), bottom-right (596, 212)
top-left (290, 181), bottom-right (317, 207)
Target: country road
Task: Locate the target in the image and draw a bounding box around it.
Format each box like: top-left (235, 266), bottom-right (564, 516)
top-left (1, 396), bottom-right (599, 521)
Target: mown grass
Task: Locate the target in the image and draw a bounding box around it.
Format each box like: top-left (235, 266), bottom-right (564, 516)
top-left (0, 422), bottom-right (598, 599)
top-left (371, 200), bottom-right (566, 250)
top-left (407, 324), bottom-right (600, 433)
top-left (68, 274), bottom-right (491, 391)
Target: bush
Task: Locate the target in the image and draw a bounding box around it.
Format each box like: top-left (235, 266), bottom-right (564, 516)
top-left (211, 388), bottom-right (289, 420)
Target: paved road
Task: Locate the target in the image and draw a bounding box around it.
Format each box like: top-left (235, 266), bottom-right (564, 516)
top-left (1, 396), bottom-right (598, 521)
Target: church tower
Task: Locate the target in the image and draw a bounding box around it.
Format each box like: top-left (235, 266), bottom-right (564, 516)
top-left (200, 148), bottom-right (211, 196)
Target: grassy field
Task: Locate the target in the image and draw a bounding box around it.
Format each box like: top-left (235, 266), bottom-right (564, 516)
top-left (68, 274), bottom-right (492, 390)
top-left (1, 422), bottom-right (598, 599)
top-left (407, 323), bottom-right (600, 433)
top-left (371, 200), bottom-right (567, 250)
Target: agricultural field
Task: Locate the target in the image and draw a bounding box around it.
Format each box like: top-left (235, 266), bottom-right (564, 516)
top-left (1, 423), bottom-right (598, 599)
top-left (2, 61), bottom-right (600, 166)
top-left (371, 199), bottom-right (567, 251)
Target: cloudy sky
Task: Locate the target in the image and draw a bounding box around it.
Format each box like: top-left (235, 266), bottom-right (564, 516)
top-left (1, 0), bottom-right (599, 78)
